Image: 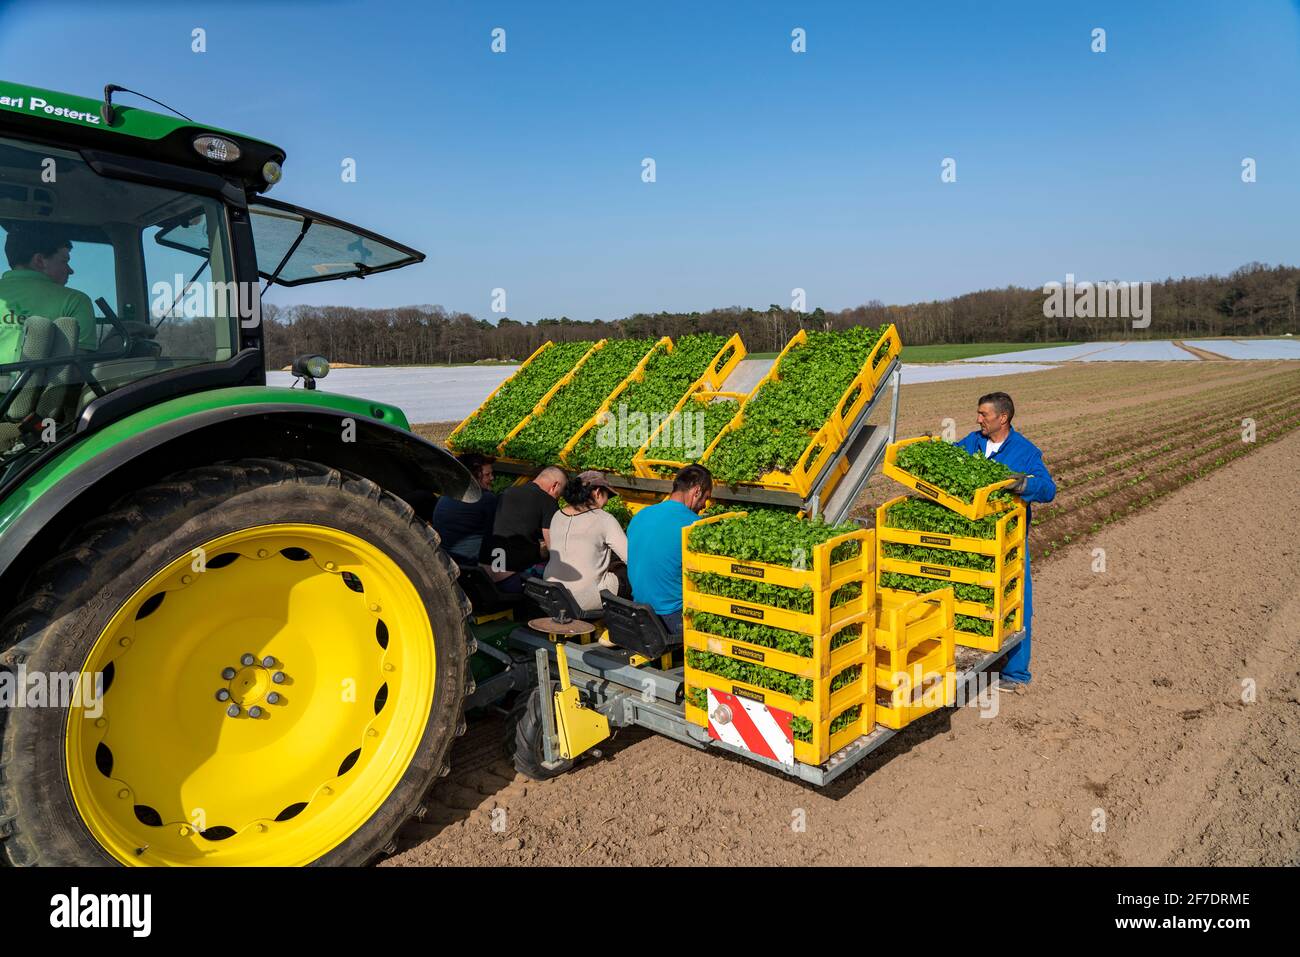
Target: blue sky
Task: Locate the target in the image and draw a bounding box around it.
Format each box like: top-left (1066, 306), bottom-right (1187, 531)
top-left (2, 0), bottom-right (1297, 322)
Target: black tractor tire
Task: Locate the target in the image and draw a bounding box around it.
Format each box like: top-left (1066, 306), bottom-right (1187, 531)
top-left (508, 683), bottom-right (574, 781)
top-left (0, 458), bottom-right (472, 867)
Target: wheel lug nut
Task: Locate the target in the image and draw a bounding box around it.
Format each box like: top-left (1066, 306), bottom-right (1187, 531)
top-left (262, 656), bottom-right (275, 667)
top-left (266, 692), bottom-right (281, 704)
top-left (241, 653), bottom-right (255, 666)
top-left (216, 689), bottom-right (231, 702)
top-left (222, 667), bottom-right (236, 680)
top-left (272, 672), bottom-right (286, 684)
top-left (248, 706), bottom-right (263, 718)
top-left (227, 704), bottom-right (241, 717)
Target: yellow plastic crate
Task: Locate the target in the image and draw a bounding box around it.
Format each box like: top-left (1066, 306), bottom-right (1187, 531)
top-left (875, 587), bottom-right (955, 653)
top-left (875, 634), bottom-right (954, 692)
top-left (683, 685), bottom-right (874, 768)
top-left (874, 668), bottom-right (957, 730)
top-left (881, 436), bottom-right (1018, 521)
top-left (876, 495), bottom-right (1024, 562)
top-left (559, 336), bottom-right (672, 468)
top-left (879, 575), bottom-right (1023, 654)
top-left (682, 516), bottom-right (874, 636)
top-left (684, 512), bottom-right (873, 590)
top-left (631, 332), bottom-right (748, 479)
top-left (700, 325), bottom-right (901, 497)
top-left (492, 339), bottom-right (605, 464)
top-left (684, 648), bottom-right (874, 765)
top-left (685, 610), bottom-right (873, 681)
top-left (447, 341), bottom-right (588, 453)
top-left (635, 386), bottom-right (746, 478)
top-left (877, 495), bottom-right (1025, 627)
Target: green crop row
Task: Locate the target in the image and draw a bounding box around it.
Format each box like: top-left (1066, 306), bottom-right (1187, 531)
top-left (687, 508), bottom-right (861, 567)
top-left (689, 611), bottom-right (813, 656)
top-left (894, 440), bottom-right (1014, 504)
top-left (706, 325), bottom-right (888, 482)
top-left (686, 686), bottom-right (708, 710)
top-left (688, 572), bottom-right (861, 613)
top-left (829, 623), bottom-right (861, 651)
top-left (884, 496), bottom-right (1020, 540)
top-left (604, 496), bottom-right (633, 529)
top-left (955, 610), bottom-right (1020, 636)
top-left (792, 704), bottom-right (863, 743)
top-left (686, 650), bottom-right (813, 700)
top-left (453, 341), bottom-right (593, 455)
top-left (829, 663), bottom-right (862, 693)
top-left (878, 571), bottom-right (993, 605)
top-left (501, 338), bottom-right (655, 464)
top-left (568, 334), bottom-right (727, 473)
top-left (882, 542), bottom-right (994, 572)
top-left (688, 612), bottom-right (864, 659)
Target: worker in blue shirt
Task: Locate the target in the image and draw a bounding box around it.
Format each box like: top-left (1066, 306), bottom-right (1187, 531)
top-left (626, 464), bottom-right (712, 639)
top-left (954, 391), bottom-right (1055, 689)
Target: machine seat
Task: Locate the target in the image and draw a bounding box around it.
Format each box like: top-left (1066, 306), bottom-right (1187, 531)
top-left (455, 563), bottom-right (525, 616)
top-left (599, 590), bottom-right (678, 660)
top-left (522, 578), bottom-right (601, 624)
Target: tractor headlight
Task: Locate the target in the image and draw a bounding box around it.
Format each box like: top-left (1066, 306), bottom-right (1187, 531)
top-left (291, 354), bottom-right (330, 380)
top-left (192, 134), bottom-right (242, 163)
top-left (262, 160), bottom-right (282, 188)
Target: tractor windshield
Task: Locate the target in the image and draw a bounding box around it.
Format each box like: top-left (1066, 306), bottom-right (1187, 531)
top-left (248, 198), bottom-right (423, 286)
top-left (0, 134), bottom-right (239, 464)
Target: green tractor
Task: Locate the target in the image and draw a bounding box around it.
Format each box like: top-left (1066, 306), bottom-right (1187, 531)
top-left (0, 82), bottom-right (477, 865)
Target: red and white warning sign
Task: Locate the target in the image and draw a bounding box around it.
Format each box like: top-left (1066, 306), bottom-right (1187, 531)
top-left (706, 689), bottom-right (795, 767)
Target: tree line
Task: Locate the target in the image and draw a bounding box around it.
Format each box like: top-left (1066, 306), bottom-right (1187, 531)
top-left (263, 262), bottom-right (1300, 366)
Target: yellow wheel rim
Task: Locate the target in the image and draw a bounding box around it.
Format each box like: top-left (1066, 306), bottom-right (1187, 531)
top-left (65, 524), bottom-right (436, 866)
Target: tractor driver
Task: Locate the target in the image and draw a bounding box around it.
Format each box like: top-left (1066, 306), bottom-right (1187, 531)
top-left (0, 224), bottom-right (97, 364)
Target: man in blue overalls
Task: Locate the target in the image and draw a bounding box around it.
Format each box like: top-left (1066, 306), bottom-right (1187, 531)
top-left (954, 391), bottom-right (1055, 688)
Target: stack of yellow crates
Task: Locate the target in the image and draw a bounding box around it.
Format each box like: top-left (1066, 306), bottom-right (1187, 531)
top-left (681, 513), bottom-right (876, 766)
top-left (873, 588), bottom-right (957, 729)
top-left (875, 494), bottom-right (1027, 652)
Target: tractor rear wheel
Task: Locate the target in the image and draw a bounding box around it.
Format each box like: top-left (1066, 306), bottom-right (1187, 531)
top-left (0, 458), bottom-right (471, 866)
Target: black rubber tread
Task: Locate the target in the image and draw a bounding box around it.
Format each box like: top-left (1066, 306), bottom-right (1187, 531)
top-left (508, 683), bottom-right (574, 781)
top-left (0, 457), bottom-right (472, 866)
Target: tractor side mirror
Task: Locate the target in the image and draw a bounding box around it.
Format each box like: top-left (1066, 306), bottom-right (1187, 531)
top-left (290, 354), bottom-right (330, 390)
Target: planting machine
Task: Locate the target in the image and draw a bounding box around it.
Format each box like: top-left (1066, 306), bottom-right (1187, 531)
top-left (0, 81), bottom-right (1025, 867)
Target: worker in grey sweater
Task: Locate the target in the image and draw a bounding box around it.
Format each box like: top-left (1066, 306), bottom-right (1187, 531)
top-left (543, 471), bottom-right (629, 615)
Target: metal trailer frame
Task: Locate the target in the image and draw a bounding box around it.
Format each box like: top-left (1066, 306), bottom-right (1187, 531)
top-left (506, 623), bottom-right (1026, 787)
top-left (472, 354), bottom-right (1028, 785)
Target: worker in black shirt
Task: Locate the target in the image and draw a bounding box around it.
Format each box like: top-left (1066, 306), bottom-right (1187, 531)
top-left (432, 453), bottom-right (498, 565)
top-left (484, 466), bottom-right (565, 589)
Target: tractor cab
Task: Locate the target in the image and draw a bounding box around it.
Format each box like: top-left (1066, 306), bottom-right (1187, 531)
top-left (0, 82), bottom-right (421, 485)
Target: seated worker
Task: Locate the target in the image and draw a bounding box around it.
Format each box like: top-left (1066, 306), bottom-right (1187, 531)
top-left (626, 464), bottom-right (712, 639)
top-left (543, 470), bottom-right (629, 615)
top-left (0, 225), bottom-right (97, 364)
top-left (431, 452), bottom-right (498, 565)
top-left (483, 465), bottom-right (566, 590)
